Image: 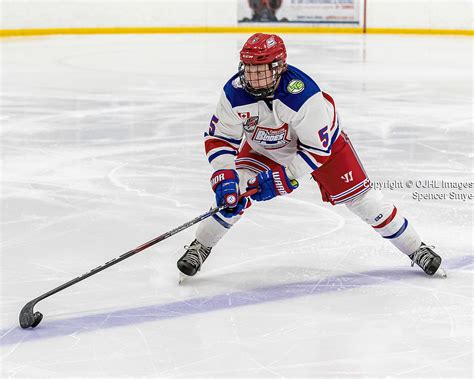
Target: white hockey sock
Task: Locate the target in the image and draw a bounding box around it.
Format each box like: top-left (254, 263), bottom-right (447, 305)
top-left (345, 190), bottom-right (422, 255)
top-left (195, 210), bottom-right (241, 248)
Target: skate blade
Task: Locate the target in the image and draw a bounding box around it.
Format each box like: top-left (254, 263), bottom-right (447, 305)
top-left (435, 266), bottom-right (447, 278)
top-left (178, 272), bottom-right (189, 285)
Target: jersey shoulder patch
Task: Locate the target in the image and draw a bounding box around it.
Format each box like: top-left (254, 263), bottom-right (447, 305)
top-left (223, 73), bottom-right (256, 108)
top-left (275, 65), bottom-right (321, 112)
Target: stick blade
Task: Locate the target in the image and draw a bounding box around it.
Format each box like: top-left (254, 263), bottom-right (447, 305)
top-left (19, 301), bottom-right (43, 329)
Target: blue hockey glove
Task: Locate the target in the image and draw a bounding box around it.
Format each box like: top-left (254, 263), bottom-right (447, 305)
top-left (246, 166), bottom-right (298, 202)
top-left (210, 169), bottom-right (248, 218)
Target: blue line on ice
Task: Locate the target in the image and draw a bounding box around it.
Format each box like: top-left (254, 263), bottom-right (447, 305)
top-left (1, 254), bottom-right (472, 346)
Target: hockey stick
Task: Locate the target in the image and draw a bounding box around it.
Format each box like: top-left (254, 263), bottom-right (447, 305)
top-left (19, 188), bottom-right (259, 329)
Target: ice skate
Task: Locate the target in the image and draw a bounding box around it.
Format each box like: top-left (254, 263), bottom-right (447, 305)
top-left (409, 243), bottom-right (446, 277)
top-left (177, 239), bottom-right (212, 283)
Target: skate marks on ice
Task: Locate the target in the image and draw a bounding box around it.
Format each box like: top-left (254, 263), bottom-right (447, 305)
top-left (1, 254), bottom-right (472, 346)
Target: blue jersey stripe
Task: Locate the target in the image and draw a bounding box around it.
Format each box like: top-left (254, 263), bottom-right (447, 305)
top-left (208, 149), bottom-right (237, 163)
top-left (331, 180), bottom-right (367, 200)
top-left (333, 186), bottom-right (371, 204)
top-left (297, 151), bottom-right (318, 171)
top-left (383, 219), bottom-right (408, 239)
top-left (212, 214), bottom-right (233, 229)
top-left (204, 132), bottom-right (242, 146)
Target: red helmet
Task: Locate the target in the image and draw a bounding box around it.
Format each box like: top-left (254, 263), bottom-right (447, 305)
top-left (239, 33), bottom-right (287, 65)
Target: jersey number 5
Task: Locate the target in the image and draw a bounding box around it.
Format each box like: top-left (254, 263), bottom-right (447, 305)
top-left (209, 115), bottom-right (219, 136)
top-left (318, 126), bottom-right (329, 148)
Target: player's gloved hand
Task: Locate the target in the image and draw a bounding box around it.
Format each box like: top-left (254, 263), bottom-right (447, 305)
top-left (210, 169), bottom-right (248, 218)
top-left (246, 165), bottom-right (298, 202)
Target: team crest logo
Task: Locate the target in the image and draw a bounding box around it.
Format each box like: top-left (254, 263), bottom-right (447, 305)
top-left (287, 80), bottom-right (305, 94)
top-left (266, 37), bottom-right (276, 48)
top-left (252, 123), bottom-right (290, 150)
top-left (243, 116), bottom-right (259, 133)
top-left (225, 194), bottom-right (237, 205)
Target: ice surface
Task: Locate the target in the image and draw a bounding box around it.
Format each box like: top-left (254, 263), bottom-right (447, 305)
top-left (1, 33), bottom-right (472, 377)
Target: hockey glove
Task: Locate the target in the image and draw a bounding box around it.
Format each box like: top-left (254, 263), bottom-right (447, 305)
top-left (246, 166), bottom-right (298, 202)
top-left (210, 169), bottom-right (248, 218)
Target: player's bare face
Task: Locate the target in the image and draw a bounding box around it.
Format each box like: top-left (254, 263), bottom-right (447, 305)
top-left (244, 64), bottom-right (274, 90)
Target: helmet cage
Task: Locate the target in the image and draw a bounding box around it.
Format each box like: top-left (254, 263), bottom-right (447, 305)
top-left (238, 60), bottom-right (286, 100)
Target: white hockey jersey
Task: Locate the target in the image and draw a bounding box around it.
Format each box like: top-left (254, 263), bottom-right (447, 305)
top-left (204, 65), bottom-right (340, 179)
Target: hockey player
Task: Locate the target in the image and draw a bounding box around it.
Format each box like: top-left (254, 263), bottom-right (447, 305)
top-left (177, 33), bottom-right (444, 279)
